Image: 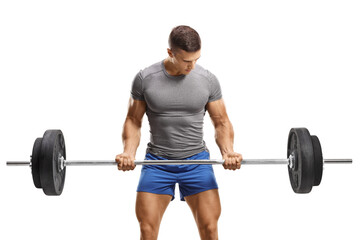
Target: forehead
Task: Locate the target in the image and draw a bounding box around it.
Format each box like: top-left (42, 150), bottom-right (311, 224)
top-left (176, 49), bottom-right (201, 61)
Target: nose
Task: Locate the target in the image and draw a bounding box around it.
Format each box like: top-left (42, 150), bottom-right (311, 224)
top-left (188, 61), bottom-right (196, 69)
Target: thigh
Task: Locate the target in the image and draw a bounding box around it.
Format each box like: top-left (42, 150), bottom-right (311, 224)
top-left (184, 189), bottom-right (221, 224)
top-left (137, 153), bottom-right (178, 199)
top-left (178, 164), bottom-right (218, 201)
top-left (136, 192), bottom-right (172, 224)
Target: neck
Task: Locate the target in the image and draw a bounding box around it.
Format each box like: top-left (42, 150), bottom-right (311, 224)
top-left (164, 58), bottom-right (182, 76)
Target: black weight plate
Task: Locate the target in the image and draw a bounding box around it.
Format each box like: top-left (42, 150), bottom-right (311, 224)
top-left (311, 135), bottom-right (323, 186)
top-left (31, 138), bottom-right (43, 189)
top-left (287, 128), bottom-right (315, 193)
top-left (39, 130), bottom-right (66, 196)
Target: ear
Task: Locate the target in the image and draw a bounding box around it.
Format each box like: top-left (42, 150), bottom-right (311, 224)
top-left (167, 48), bottom-right (174, 58)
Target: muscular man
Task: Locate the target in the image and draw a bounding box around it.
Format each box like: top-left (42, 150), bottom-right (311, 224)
top-left (115, 25), bottom-right (242, 240)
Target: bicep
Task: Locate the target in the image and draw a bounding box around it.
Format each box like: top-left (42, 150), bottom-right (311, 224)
top-left (206, 98), bottom-right (229, 126)
top-left (126, 97), bottom-right (146, 126)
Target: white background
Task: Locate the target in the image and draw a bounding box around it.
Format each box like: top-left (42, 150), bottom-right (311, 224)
top-left (1, 0), bottom-right (359, 239)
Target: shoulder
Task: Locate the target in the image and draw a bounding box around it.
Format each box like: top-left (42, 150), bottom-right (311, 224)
top-left (192, 64), bottom-right (222, 100)
top-left (138, 61), bottom-right (163, 80)
top-left (192, 64), bottom-right (219, 89)
top-left (192, 64), bottom-right (217, 81)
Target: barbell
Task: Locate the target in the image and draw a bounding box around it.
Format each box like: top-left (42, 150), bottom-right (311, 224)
top-left (6, 128), bottom-right (352, 196)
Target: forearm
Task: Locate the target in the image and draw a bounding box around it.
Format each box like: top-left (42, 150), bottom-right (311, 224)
top-left (207, 99), bottom-right (241, 169)
top-left (214, 119), bottom-right (235, 156)
top-left (122, 117), bottom-right (142, 157)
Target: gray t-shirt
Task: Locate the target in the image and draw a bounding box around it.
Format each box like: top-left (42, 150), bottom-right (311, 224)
top-left (131, 60), bottom-right (222, 159)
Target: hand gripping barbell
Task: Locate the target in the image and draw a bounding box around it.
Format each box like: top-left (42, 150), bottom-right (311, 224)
top-left (6, 128), bottom-right (352, 196)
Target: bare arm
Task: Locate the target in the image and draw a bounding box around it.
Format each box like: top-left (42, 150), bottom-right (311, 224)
top-left (116, 97), bottom-right (146, 171)
top-left (122, 97), bottom-right (147, 156)
top-left (207, 98), bottom-right (242, 170)
top-left (206, 98), bottom-right (234, 155)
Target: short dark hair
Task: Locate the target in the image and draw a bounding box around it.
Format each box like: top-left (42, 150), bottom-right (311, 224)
top-left (168, 25), bottom-right (201, 52)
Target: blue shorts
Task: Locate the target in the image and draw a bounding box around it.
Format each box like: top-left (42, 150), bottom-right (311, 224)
top-left (137, 150), bottom-right (218, 201)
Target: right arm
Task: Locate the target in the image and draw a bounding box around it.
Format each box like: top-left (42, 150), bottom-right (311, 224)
top-left (116, 97), bottom-right (146, 171)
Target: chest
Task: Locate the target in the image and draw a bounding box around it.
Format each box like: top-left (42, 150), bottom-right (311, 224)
top-left (144, 78), bottom-right (209, 114)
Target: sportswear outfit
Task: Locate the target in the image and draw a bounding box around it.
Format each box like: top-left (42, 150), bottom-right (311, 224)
top-left (131, 61), bottom-right (222, 201)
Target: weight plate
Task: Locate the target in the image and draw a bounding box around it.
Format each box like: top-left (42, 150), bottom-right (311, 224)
top-left (311, 135), bottom-right (323, 186)
top-left (31, 138), bottom-right (43, 189)
top-left (39, 130), bottom-right (66, 196)
top-left (287, 128), bottom-right (315, 193)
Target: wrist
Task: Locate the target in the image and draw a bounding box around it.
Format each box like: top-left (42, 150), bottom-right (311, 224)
top-left (122, 150), bottom-right (136, 158)
top-left (221, 148), bottom-right (234, 156)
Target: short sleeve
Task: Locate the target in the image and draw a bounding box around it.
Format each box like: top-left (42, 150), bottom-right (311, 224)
top-left (208, 73), bottom-right (222, 102)
top-left (130, 72), bottom-right (145, 101)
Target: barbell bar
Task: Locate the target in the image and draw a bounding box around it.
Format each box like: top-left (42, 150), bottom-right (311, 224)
top-left (7, 158), bottom-right (352, 167)
top-left (6, 128), bottom-right (352, 196)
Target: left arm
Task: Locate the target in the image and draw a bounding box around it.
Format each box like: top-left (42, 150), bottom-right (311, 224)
top-left (206, 98), bottom-right (242, 170)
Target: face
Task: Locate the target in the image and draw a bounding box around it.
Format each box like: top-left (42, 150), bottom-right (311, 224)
top-left (168, 49), bottom-right (201, 75)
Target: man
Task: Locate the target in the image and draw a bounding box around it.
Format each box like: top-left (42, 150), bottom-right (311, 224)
top-left (115, 25), bottom-right (242, 240)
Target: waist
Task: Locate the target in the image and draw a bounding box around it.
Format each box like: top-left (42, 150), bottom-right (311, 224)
top-left (147, 112), bottom-right (206, 158)
top-left (145, 150), bottom-right (210, 160)
top-left (143, 150), bottom-right (211, 173)
top-left (146, 142), bottom-right (208, 159)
